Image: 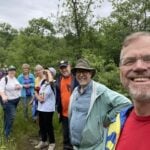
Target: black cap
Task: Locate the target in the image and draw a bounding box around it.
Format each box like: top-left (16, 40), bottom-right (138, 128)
top-left (59, 60), bottom-right (69, 68)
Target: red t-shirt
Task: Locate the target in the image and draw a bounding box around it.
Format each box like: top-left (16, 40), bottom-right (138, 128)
top-left (116, 109), bottom-right (150, 150)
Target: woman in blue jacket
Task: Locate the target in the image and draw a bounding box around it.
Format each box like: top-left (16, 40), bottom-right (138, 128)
top-left (18, 63), bottom-right (35, 119)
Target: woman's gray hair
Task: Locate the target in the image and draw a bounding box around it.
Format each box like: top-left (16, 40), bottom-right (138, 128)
top-left (22, 63), bottom-right (30, 69)
top-left (34, 64), bottom-right (43, 70)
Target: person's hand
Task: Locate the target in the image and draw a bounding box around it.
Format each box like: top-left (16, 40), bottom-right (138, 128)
top-left (35, 87), bottom-right (40, 93)
top-left (2, 95), bottom-right (8, 103)
top-left (38, 94), bottom-right (45, 103)
top-left (44, 69), bottom-right (54, 82)
top-left (23, 84), bottom-right (30, 88)
top-left (15, 84), bottom-right (22, 90)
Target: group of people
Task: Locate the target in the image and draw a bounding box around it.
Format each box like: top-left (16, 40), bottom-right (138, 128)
top-left (0, 31), bottom-right (150, 150)
top-left (0, 64), bottom-right (57, 150)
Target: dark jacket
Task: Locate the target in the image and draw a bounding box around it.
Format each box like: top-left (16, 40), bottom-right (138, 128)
top-left (56, 74), bottom-right (78, 121)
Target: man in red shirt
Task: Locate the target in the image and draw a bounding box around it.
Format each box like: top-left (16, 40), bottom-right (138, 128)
top-left (56, 60), bottom-right (78, 150)
top-left (106, 32), bottom-right (150, 150)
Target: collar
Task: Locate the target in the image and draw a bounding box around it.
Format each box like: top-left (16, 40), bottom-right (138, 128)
top-left (77, 80), bottom-right (92, 94)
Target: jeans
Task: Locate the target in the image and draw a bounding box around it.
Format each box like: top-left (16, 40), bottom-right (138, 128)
top-left (22, 96), bottom-right (32, 119)
top-left (2, 98), bottom-right (20, 138)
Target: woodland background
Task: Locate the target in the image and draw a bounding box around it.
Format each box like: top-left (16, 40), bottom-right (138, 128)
top-left (0, 0), bottom-right (150, 149)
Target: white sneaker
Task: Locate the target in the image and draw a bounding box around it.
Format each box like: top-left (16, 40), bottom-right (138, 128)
top-left (48, 143), bottom-right (55, 150)
top-left (34, 141), bottom-right (48, 149)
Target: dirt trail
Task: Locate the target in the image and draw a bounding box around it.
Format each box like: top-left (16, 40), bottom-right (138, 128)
top-left (17, 135), bottom-right (62, 150)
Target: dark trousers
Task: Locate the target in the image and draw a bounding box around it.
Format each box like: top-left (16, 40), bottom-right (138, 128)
top-left (39, 111), bottom-right (55, 143)
top-left (1, 98), bottom-right (20, 138)
top-left (62, 116), bottom-right (73, 150)
top-left (22, 96), bottom-right (32, 119)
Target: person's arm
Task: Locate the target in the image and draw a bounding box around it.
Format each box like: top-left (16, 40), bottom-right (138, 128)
top-left (17, 75), bottom-right (21, 84)
top-left (43, 69), bottom-right (54, 83)
top-left (103, 89), bottom-right (132, 127)
top-left (15, 78), bottom-right (22, 90)
top-left (55, 77), bottom-right (63, 122)
top-left (0, 91), bottom-right (8, 102)
top-left (35, 83), bottom-right (46, 103)
top-left (17, 75), bottom-right (26, 88)
top-left (29, 74), bottom-right (35, 88)
top-left (0, 77), bottom-right (8, 102)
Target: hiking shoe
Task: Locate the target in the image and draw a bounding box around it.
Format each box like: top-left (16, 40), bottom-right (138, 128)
top-left (48, 143), bottom-right (55, 150)
top-left (34, 141), bottom-right (48, 149)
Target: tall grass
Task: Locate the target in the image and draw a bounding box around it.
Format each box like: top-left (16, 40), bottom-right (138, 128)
top-left (0, 108), bottom-right (16, 150)
top-left (0, 102), bottom-right (63, 150)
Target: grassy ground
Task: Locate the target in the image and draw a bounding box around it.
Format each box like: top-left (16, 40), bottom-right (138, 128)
top-left (0, 102), bottom-right (63, 150)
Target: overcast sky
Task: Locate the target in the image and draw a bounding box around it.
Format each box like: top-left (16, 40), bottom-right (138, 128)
top-left (0, 0), bottom-right (112, 29)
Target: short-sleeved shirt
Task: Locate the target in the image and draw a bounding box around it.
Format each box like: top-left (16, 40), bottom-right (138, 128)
top-left (116, 109), bottom-right (150, 150)
top-left (37, 83), bottom-right (56, 112)
top-left (0, 76), bottom-right (22, 100)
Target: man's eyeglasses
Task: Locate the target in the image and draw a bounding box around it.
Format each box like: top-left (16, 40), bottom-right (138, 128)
top-left (76, 69), bottom-right (90, 75)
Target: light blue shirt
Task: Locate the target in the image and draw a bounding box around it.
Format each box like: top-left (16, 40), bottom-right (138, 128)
top-left (69, 81), bottom-right (131, 150)
top-left (70, 81), bottom-right (92, 146)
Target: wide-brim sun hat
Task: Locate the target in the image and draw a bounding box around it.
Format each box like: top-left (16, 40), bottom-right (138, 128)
top-left (71, 59), bottom-right (96, 78)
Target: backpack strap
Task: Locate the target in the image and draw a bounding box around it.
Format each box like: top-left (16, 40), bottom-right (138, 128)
top-left (5, 76), bottom-right (8, 85)
top-left (50, 82), bottom-right (56, 96)
top-left (40, 79), bottom-right (46, 87)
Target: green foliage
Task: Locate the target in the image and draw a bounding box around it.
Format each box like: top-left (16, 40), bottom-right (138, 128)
top-left (0, 0), bottom-right (149, 93)
top-left (82, 49), bottom-right (127, 94)
top-left (23, 18), bottom-right (55, 36)
top-left (0, 104), bottom-right (62, 150)
top-left (57, 0), bottom-right (104, 58)
top-left (95, 0), bottom-right (150, 64)
top-left (0, 109), bottom-right (16, 150)
top-left (0, 23), bottom-right (18, 48)
top-left (1, 1), bottom-right (145, 148)
top-left (110, 0), bottom-right (150, 31)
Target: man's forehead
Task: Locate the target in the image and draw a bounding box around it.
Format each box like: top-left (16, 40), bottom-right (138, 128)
top-left (121, 36), bottom-right (150, 57)
top-left (125, 36), bottom-right (150, 47)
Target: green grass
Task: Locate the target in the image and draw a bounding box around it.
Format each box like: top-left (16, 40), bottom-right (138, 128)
top-left (0, 103), bottom-right (63, 150)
